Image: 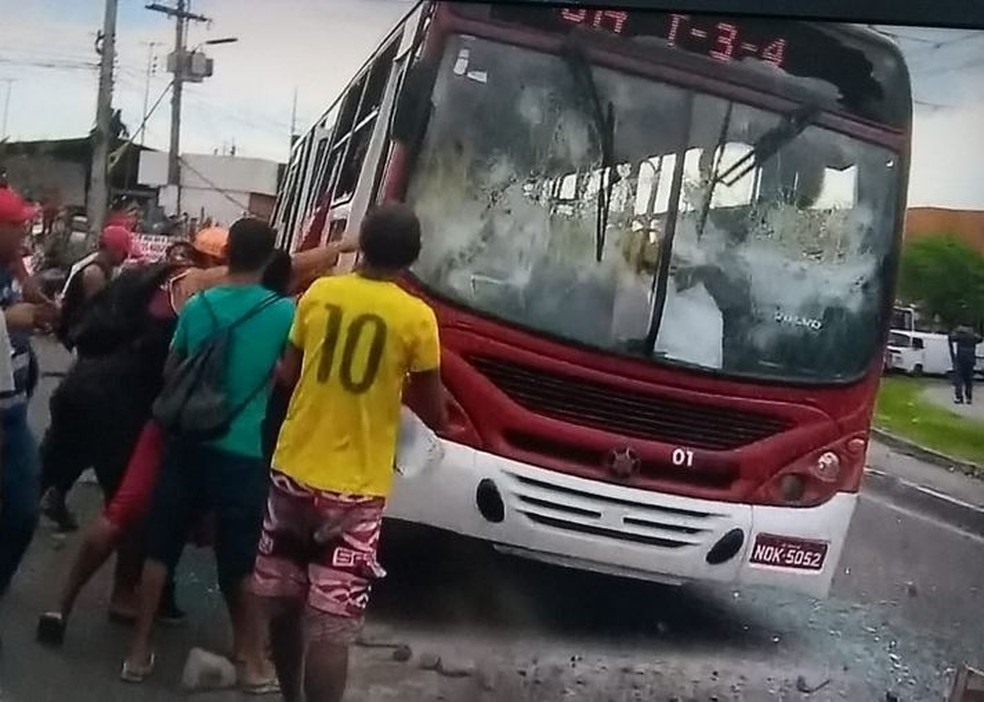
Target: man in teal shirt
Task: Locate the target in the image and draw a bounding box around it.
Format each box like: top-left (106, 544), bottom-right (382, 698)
top-left (123, 218), bottom-right (294, 693)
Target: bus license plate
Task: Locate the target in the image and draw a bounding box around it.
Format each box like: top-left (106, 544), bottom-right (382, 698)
top-left (749, 534), bottom-right (828, 571)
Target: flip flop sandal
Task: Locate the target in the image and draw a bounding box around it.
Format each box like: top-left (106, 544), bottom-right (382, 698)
top-left (120, 653), bottom-right (156, 683)
top-left (37, 612), bottom-right (67, 647)
top-left (241, 677), bottom-right (281, 696)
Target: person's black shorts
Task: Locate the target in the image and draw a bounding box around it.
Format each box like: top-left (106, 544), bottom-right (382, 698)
top-left (145, 440), bottom-right (269, 588)
top-left (40, 356), bottom-right (153, 499)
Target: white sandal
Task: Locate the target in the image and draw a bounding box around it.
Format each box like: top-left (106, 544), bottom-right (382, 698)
top-left (120, 652), bottom-right (156, 683)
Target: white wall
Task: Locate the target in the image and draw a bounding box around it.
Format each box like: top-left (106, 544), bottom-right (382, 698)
top-left (139, 152), bottom-right (280, 196)
top-left (158, 184), bottom-right (253, 226)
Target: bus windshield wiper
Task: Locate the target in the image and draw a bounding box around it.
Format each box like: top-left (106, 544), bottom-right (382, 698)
top-left (697, 101), bottom-right (734, 241)
top-left (560, 37), bottom-right (618, 263)
top-left (712, 104), bottom-right (820, 189)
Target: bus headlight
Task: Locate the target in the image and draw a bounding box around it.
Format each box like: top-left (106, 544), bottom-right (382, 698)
top-left (753, 436), bottom-right (866, 507)
top-left (814, 451), bottom-right (841, 483)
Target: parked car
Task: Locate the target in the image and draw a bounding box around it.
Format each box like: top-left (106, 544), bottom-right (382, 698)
top-left (884, 331), bottom-right (953, 376)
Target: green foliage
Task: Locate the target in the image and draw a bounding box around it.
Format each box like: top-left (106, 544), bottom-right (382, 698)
top-left (898, 234), bottom-right (984, 328)
top-left (876, 376), bottom-right (984, 468)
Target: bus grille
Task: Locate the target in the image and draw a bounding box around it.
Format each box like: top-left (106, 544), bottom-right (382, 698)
top-left (506, 472), bottom-right (723, 550)
top-left (468, 356), bottom-right (790, 451)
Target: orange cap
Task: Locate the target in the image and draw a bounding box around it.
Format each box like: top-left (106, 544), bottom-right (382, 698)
top-left (193, 226), bottom-right (229, 260)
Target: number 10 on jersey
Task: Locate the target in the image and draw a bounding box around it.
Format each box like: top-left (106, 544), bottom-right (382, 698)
top-left (317, 303), bottom-right (389, 394)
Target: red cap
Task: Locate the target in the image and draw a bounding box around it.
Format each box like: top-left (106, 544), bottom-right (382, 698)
top-left (0, 188), bottom-right (38, 225)
top-left (100, 225), bottom-right (135, 258)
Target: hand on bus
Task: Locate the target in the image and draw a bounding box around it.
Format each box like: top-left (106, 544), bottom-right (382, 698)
top-left (404, 369), bottom-right (448, 433)
top-left (335, 237), bottom-right (359, 255)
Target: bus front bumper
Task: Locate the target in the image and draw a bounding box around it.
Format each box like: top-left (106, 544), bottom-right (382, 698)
top-left (385, 441), bottom-right (857, 599)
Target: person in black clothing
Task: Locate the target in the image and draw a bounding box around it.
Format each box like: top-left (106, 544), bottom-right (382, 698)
top-left (260, 249), bottom-right (295, 466)
top-left (39, 260), bottom-right (189, 626)
top-left (58, 226), bottom-right (134, 342)
top-left (949, 323), bottom-right (982, 404)
top-left (42, 225), bottom-right (135, 531)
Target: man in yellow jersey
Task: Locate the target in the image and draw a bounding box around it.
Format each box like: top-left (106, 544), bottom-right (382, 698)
top-left (252, 204), bottom-right (447, 702)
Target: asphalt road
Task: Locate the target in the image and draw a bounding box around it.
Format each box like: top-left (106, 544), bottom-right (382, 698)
top-left (0, 341), bottom-right (981, 701)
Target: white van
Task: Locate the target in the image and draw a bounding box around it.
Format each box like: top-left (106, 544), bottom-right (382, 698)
top-left (885, 331), bottom-right (953, 376)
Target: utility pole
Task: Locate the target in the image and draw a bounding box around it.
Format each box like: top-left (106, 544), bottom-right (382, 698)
top-left (290, 87), bottom-right (298, 151)
top-left (146, 1), bottom-right (210, 218)
top-left (140, 41), bottom-right (160, 147)
top-left (87, 0), bottom-right (118, 242)
top-left (1, 79), bottom-right (14, 140)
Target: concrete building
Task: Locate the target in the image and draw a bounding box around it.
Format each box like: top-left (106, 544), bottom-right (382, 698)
top-left (138, 152), bottom-right (284, 226)
top-left (0, 136), bottom-right (155, 212)
top-left (905, 207), bottom-right (984, 254)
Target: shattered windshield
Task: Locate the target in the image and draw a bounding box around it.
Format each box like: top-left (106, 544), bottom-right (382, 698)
top-left (405, 35), bottom-right (901, 383)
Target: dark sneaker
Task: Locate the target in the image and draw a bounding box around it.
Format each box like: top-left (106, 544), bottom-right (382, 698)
top-left (41, 489), bottom-right (78, 533)
top-left (37, 612), bottom-right (67, 647)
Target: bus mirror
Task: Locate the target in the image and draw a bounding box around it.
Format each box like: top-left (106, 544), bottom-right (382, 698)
top-left (392, 59), bottom-right (439, 144)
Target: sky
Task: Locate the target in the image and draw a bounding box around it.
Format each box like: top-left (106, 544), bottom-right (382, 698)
top-left (0, 0), bottom-right (983, 209)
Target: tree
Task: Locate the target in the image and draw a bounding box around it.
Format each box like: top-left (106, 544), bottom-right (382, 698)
top-left (898, 234), bottom-right (984, 329)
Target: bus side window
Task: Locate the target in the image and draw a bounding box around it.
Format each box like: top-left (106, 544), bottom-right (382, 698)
top-left (912, 338), bottom-right (924, 350)
top-left (328, 218), bottom-right (347, 243)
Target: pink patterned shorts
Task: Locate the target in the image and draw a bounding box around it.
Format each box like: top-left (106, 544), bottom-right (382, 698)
top-left (252, 471), bottom-right (386, 639)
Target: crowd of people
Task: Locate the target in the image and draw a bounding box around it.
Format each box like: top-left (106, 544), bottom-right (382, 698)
top-left (0, 181), bottom-right (448, 702)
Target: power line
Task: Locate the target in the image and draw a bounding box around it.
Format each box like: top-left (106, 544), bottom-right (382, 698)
top-left (177, 154), bottom-right (260, 215)
top-left (109, 78), bottom-right (175, 171)
top-left (181, 92), bottom-right (291, 135)
top-left (0, 57), bottom-right (98, 71)
top-left (913, 55), bottom-right (984, 76)
top-left (874, 26), bottom-right (984, 51)
top-left (0, 44), bottom-right (101, 64)
top-left (2, 79), bottom-right (14, 140)
top-left (914, 99), bottom-right (961, 111)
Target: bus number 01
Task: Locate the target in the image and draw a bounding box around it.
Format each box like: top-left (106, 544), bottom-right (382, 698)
top-left (672, 448), bottom-right (695, 468)
top-left (317, 304), bottom-right (388, 394)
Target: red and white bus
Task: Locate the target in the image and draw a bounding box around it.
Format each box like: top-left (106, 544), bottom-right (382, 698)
top-left (272, 2), bottom-right (912, 598)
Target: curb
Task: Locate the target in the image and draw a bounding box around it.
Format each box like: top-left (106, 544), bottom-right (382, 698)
top-left (870, 427), bottom-right (982, 479)
top-left (863, 468), bottom-right (984, 537)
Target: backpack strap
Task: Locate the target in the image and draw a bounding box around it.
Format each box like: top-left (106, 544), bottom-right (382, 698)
top-left (198, 291), bottom-right (283, 426)
top-left (223, 365), bottom-right (276, 428)
top-left (198, 291), bottom-right (280, 338)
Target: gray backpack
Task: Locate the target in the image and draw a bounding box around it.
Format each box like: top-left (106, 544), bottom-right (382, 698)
top-left (152, 292), bottom-right (279, 441)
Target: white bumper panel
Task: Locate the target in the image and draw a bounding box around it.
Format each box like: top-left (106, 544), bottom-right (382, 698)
top-left (386, 442), bottom-right (857, 598)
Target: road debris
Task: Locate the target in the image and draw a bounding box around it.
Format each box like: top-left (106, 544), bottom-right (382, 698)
top-left (180, 648), bottom-right (236, 691)
top-left (796, 674), bottom-right (832, 694)
top-left (437, 656), bottom-right (476, 678)
top-left (417, 652), bottom-right (441, 671)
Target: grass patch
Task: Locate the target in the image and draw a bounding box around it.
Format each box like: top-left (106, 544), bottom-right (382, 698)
top-left (875, 376), bottom-right (984, 466)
